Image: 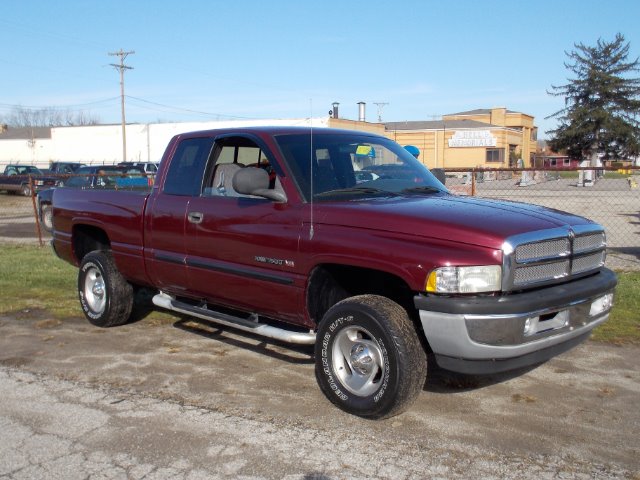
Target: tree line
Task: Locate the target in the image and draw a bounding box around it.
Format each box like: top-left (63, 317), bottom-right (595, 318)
top-left (0, 106), bottom-right (100, 128)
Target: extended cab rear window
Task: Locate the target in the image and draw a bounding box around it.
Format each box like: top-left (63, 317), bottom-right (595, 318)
top-left (163, 137), bottom-right (214, 196)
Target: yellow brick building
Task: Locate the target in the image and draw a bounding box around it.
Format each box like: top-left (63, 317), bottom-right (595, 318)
top-left (385, 108), bottom-right (538, 169)
top-left (328, 106), bottom-right (538, 169)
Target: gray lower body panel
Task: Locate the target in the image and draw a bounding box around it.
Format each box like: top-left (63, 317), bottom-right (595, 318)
top-left (416, 271), bottom-right (616, 374)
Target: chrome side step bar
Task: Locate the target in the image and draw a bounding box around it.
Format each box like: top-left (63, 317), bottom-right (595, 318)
top-left (152, 292), bottom-right (316, 345)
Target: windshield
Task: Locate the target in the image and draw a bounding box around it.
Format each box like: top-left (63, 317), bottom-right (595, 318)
top-left (275, 132), bottom-right (446, 202)
top-left (11, 166), bottom-right (42, 175)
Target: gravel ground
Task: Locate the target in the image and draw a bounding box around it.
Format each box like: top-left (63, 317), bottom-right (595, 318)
top-left (0, 313), bottom-right (639, 479)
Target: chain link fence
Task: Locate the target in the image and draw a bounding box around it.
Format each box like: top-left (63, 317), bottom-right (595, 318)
top-left (443, 167), bottom-right (639, 270)
top-left (1, 167), bottom-right (638, 269)
top-left (0, 172), bottom-right (153, 245)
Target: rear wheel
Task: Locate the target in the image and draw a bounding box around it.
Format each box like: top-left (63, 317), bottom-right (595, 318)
top-left (78, 250), bottom-right (133, 327)
top-left (41, 204), bottom-right (53, 232)
top-left (314, 294), bottom-right (427, 419)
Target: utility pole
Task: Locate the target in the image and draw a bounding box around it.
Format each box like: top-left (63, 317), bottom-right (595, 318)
top-left (109, 49), bottom-right (134, 162)
top-left (373, 102), bottom-right (389, 123)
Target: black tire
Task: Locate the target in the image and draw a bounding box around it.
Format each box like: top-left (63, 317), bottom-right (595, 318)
top-left (78, 250), bottom-right (133, 327)
top-left (20, 183), bottom-right (31, 197)
top-left (315, 294), bottom-right (427, 419)
top-left (41, 204), bottom-right (53, 232)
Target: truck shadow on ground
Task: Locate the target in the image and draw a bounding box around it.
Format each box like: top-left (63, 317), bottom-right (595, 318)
top-left (609, 246), bottom-right (640, 260)
top-left (423, 353), bottom-right (540, 393)
top-left (173, 317), bottom-right (316, 365)
top-left (172, 316), bottom-right (537, 394)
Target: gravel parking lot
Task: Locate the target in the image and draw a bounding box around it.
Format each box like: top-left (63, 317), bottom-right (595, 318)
top-left (1, 313), bottom-right (639, 479)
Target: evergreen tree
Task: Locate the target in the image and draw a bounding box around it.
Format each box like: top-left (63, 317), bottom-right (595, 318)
top-left (547, 33), bottom-right (640, 164)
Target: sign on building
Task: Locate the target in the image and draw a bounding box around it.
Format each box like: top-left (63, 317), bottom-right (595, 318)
top-left (448, 130), bottom-right (497, 148)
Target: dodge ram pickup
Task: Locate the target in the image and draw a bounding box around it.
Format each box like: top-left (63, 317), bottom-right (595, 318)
top-left (50, 127), bottom-right (617, 418)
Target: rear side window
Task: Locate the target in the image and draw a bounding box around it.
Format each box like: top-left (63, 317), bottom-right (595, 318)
top-left (163, 137), bottom-right (214, 196)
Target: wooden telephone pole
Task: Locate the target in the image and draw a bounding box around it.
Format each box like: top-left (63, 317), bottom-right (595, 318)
top-left (109, 49), bottom-right (134, 162)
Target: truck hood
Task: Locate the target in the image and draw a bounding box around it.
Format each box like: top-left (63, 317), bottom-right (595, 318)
top-left (315, 194), bottom-right (595, 250)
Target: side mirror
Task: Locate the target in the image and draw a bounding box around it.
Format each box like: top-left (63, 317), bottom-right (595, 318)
top-left (232, 167), bottom-right (287, 203)
top-left (431, 168), bottom-right (446, 185)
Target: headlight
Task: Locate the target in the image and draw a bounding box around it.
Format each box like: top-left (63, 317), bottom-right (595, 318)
top-left (426, 265), bottom-right (502, 294)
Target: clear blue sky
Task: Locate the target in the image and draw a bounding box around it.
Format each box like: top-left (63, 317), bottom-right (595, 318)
top-left (1, 0), bottom-right (639, 138)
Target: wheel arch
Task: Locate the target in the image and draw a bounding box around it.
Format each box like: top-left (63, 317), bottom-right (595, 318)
top-left (72, 224), bottom-right (111, 263)
top-left (306, 263), bottom-right (419, 327)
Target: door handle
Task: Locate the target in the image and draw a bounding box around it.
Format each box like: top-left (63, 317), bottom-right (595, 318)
top-left (188, 212), bottom-right (203, 224)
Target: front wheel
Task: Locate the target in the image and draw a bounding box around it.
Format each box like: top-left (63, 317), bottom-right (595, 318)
top-left (20, 183), bottom-right (32, 197)
top-left (314, 295), bottom-right (427, 419)
top-left (78, 250), bottom-right (133, 327)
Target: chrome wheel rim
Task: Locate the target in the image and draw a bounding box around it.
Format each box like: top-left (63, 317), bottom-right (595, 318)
top-left (332, 326), bottom-right (385, 397)
top-left (83, 266), bottom-right (106, 314)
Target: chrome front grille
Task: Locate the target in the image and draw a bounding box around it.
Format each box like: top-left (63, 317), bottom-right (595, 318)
top-left (503, 225), bottom-right (606, 291)
top-left (513, 260), bottom-right (570, 286)
top-left (574, 231), bottom-right (606, 254)
top-left (515, 238), bottom-right (570, 262)
top-left (572, 250), bottom-right (606, 275)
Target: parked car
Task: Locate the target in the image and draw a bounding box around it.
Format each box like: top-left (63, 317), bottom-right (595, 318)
top-left (0, 165), bottom-right (57, 196)
top-left (37, 165), bottom-right (150, 232)
top-left (44, 162), bottom-right (87, 186)
top-left (45, 162), bottom-right (87, 175)
top-left (118, 161), bottom-right (159, 174)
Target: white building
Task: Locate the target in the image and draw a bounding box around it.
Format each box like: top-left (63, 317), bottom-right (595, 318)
top-left (0, 118), bottom-right (326, 169)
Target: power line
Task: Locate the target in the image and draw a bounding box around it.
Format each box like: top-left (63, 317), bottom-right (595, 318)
top-left (109, 49), bottom-right (134, 162)
top-left (125, 95), bottom-right (258, 120)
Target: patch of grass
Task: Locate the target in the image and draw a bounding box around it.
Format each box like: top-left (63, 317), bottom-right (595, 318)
top-left (554, 171), bottom-right (579, 179)
top-left (591, 271), bottom-right (640, 344)
top-left (0, 245), bottom-right (638, 344)
top-left (0, 244), bottom-right (78, 318)
top-left (0, 244), bottom-right (176, 324)
top-left (552, 171), bottom-right (629, 180)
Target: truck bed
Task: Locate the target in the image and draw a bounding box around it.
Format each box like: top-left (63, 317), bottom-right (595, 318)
top-left (52, 187), bottom-right (151, 287)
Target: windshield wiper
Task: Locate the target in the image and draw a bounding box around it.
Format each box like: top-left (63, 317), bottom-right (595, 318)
top-left (314, 187), bottom-right (399, 199)
top-left (400, 186), bottom-right (443, 195)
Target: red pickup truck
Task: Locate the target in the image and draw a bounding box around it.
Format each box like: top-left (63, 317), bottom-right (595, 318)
top-left (50, 127), bottom-right (617, 418)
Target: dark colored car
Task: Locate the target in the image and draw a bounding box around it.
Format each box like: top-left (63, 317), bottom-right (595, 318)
top-left (45, 162), bottom-right (87, 186)
top-left (46, 162), bottom-right (87, 175)
top-left (0, 165), bottom-right (57, 196)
